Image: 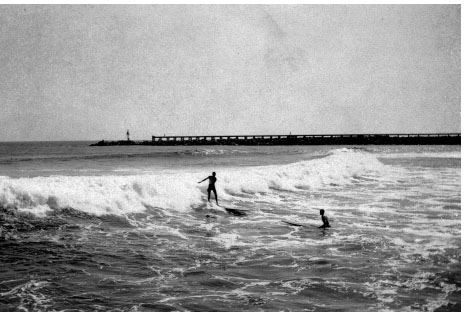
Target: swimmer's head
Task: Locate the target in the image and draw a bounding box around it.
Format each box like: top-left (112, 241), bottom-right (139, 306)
top-left (320, 209), bottom-right (325, 215)
top-left (212, 172), bottom-right (216, 176)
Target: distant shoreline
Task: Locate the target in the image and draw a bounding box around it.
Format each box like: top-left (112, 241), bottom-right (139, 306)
top-left (91, 133), bottom-right (460, 146)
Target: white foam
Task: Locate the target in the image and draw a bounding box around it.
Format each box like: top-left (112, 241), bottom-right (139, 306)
top-left (211, 233), bottom-right (243, 249)
top-left (222, 148), bottom-right (387, 195)
top-left (0, 174), bottom-right (204, 216)
top-left (17, 204), bottom-right (51, 217)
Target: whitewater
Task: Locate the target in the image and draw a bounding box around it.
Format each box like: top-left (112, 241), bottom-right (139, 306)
top-left (0, 142), bottom-right (460, 311)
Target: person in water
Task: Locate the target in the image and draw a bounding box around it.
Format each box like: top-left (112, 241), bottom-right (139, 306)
top-left (198, 172), bottom-right (218, 205)
top-left (319, 209), bottom-right (331, 228)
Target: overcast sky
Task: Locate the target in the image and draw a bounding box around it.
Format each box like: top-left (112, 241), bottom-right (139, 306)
top-left (0, 5), bottom-right (460, 141)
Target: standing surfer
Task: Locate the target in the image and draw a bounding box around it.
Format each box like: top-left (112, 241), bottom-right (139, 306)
top-left (319, 209), bottom-right (331, 228)
top-left (198, 172), bottom-right (218, 205)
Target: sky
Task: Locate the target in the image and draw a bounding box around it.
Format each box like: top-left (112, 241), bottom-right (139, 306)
top-left (0, 4), bottom-right (461, 141)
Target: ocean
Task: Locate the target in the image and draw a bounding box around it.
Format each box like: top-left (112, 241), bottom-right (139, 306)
top-left (0, 142), bottom-right (460, 312)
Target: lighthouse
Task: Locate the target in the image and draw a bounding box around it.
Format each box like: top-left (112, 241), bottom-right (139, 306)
top-left (126, 129), bottom-right (130, 141)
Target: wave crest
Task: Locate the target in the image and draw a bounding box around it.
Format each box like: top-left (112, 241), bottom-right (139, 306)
top-left (0, 150), bottom-right (386, 217)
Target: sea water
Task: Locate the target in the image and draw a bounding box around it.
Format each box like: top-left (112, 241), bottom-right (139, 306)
top-left (0, 142), bottom-right (460, 311)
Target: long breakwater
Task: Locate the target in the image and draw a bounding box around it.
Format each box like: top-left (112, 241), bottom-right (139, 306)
top-left (91, 133), bottom-right (460, 146)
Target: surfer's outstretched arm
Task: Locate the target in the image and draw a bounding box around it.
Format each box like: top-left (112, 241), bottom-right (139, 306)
top-left (198, 177), bottom-right (208, 183)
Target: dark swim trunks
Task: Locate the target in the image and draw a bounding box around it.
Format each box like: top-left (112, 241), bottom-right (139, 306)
top-left (207, 185), bottom-right (216, 192)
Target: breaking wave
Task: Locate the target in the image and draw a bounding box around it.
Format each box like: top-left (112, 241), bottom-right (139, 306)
top-left (0, 149), bottom-right (387, 217)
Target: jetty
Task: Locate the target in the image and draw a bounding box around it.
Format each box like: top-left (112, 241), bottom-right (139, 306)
top-left (91, 133), bottom-right (460, 146)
